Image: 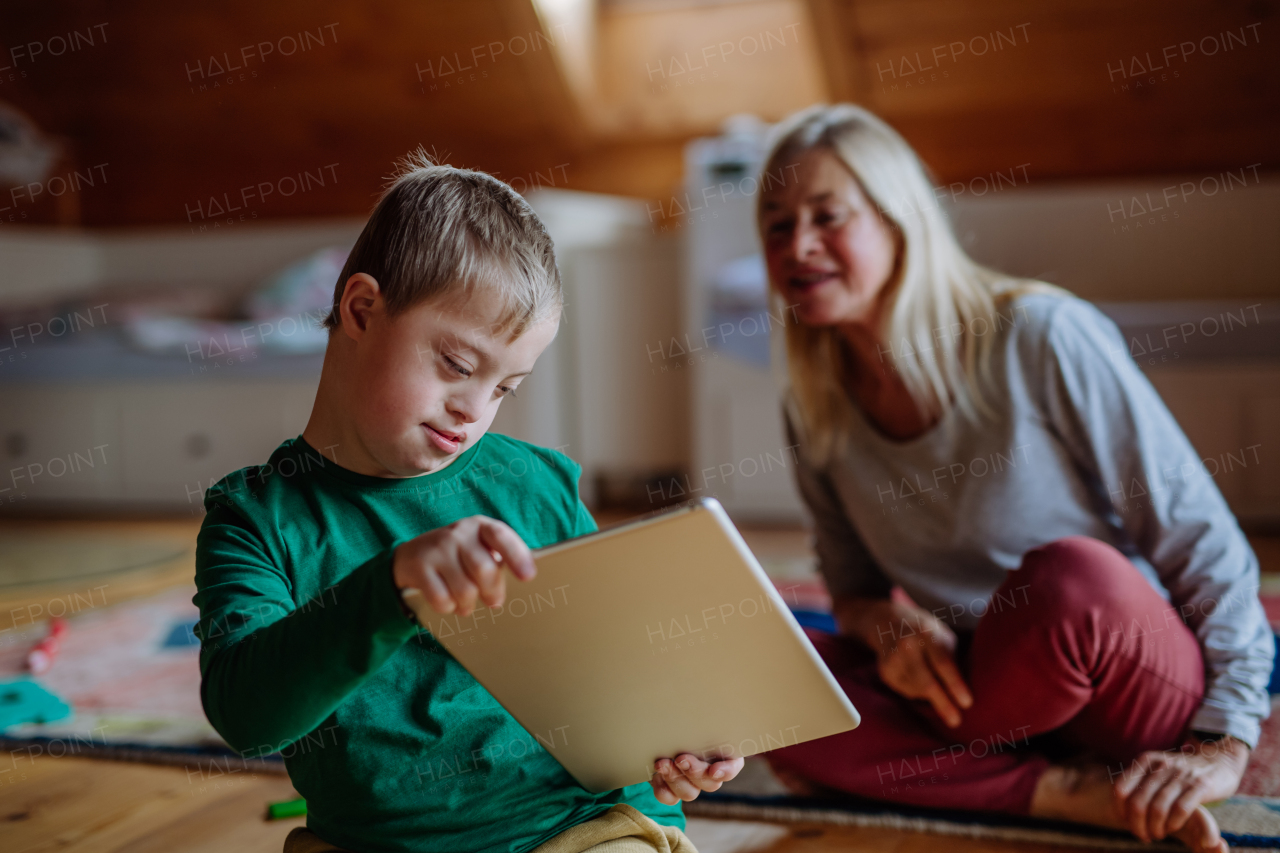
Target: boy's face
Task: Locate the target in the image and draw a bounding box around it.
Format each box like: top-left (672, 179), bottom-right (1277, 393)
top-left (342, 279), bottom-right (558, 477)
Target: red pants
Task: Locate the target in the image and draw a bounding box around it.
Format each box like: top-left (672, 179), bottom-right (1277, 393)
top-left (766, 537), bottom-right (1205, 814)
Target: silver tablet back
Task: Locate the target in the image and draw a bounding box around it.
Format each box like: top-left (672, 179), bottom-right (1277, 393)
top-left (405, 497), bottom-right (860, 793)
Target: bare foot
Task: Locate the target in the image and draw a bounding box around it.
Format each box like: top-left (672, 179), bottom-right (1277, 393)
top-left (1029, 764), bottom-right (1227, 853)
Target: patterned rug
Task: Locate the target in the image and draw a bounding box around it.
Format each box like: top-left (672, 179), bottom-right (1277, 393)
top-left (687, 754), bottom-right (1280, 850)
top-left (0, 583), bottom-right (280, 775)
top-left (4, 560), bottom-right (1280, 848)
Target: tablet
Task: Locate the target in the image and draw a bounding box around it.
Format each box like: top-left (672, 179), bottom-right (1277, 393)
top-left (400, 497), bottom-right (860, 793)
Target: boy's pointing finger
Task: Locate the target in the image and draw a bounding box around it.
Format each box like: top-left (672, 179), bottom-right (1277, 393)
top-left (458, 542), bottom-right (503, 606)
top-left (477, 519), bottom-right (536, 581)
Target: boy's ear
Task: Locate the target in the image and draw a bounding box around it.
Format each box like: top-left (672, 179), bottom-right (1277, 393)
top-left (338, 273), bottom-right (382, 340)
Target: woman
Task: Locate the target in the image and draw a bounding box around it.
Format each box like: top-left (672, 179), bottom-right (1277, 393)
top-left (755, 104), bottom-right (1271, 853)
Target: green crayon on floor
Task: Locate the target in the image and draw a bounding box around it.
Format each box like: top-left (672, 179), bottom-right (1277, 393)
top-left (267, 797), bottom-right (307, 820)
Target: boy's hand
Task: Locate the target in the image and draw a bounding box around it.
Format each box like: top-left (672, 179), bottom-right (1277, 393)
top-left (393, 516), bottom-right (536, 617)
top-left (649, 753), bottom-right (745, 804)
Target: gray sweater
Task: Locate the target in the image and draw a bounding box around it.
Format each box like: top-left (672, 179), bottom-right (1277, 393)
top-left (787, 293), bottom-right (1271, 746)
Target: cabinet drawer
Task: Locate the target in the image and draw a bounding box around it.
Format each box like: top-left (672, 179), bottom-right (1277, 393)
top-left (117, 381), bottom-right (317, 506)
top-left (0, 384), bottom-right (121, 503)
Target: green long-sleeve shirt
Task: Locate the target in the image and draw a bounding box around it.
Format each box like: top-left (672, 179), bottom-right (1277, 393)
top-left (194, 434), bottom-right (683, 853)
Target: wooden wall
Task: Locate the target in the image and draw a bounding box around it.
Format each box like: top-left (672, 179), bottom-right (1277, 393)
top-left (0, 0), bottom-right (1275, 228)
top-left (1, 0), bottom-right (583, 227)
top-left (808, 0), bottom-right (1279, 182)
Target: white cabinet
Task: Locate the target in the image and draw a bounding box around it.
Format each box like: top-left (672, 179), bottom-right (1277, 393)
top-left (0, 384), bottom-right (121, 504)
top-left (115, 382), bottom-right (317, 506)
top-left (682, 123), bottom-right (805, 523)
top-left (1247, 396), bottom-right (1280, 507)
top-left (1145, 364), bottom-right (1280, 524)
top-left (0, 379), bottom-right (318, 510)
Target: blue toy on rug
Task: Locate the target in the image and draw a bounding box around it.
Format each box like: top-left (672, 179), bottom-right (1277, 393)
top-left (0, 678), bottom-right (72, 729)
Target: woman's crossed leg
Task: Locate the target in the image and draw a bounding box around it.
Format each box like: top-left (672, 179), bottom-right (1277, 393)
top-left (766, 537), bottom-right (1236, 852)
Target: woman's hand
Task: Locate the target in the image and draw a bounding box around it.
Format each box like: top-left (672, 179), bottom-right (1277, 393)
top-left (649, 753), bottom-right (745, 804)
top-left (836, 597), bottom-right (973, 727)
top-left (1113, 735), bottom-right (1249, 844)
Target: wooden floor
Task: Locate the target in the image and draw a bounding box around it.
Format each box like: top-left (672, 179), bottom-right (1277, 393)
top-left (4, 757), bottom-right (1088, 853)
top-left (3, 514), bottom-right (1276, 852)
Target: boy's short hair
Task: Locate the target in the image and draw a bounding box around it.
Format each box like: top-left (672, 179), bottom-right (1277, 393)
top-left (323, 150), bottom-right (562, 337)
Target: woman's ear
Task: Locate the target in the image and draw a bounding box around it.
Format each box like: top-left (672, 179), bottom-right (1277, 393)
top-left (338, 273), bottom-right (382, 340)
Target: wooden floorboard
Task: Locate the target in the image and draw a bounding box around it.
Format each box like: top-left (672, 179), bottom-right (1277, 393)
top-left (2, 757), bottom-right (1090, 853)
top-left (3, 756), bottom-right (298, 853)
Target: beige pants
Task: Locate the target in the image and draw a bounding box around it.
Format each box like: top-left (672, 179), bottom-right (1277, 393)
top-left (283, 805), bottom-right (697, 853)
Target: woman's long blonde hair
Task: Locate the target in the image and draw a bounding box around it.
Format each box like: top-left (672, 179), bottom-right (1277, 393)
top-left (759, 104), bottom-right (1062, 465)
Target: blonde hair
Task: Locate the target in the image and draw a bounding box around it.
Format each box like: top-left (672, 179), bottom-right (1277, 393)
top-left (759, 104), bottom-right (1062, 464)
top-left (323, 149), bottom-right (562, 337)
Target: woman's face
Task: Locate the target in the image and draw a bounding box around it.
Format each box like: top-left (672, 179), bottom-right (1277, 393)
top-left (760, 147), bottom-right (901, 329)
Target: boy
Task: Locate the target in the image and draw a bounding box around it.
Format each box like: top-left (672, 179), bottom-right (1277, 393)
top-left (193, 156), bottom-right (741, 853)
